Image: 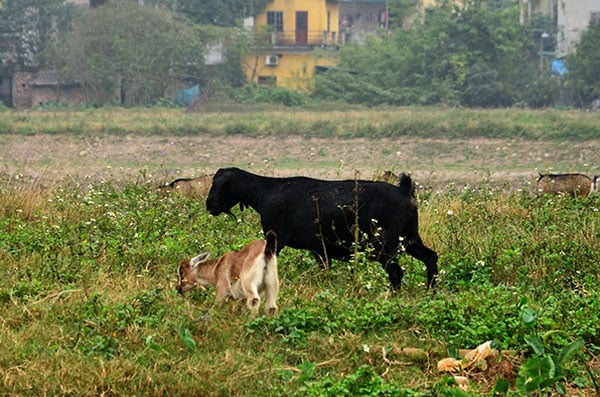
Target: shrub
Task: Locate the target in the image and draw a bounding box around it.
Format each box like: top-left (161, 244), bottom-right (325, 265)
top-left (235, 84), bottom-right (307, 107)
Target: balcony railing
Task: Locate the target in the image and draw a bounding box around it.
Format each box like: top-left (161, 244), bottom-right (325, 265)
top-left (267, 31), bottom-right (338, 47)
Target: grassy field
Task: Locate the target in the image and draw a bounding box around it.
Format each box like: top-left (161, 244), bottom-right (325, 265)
top-left (0, 106), bottom-right (599, 395)
top-left (2, 105), bottom-right (600, 141)
top-left (2, 106), bottom-right (599, 190)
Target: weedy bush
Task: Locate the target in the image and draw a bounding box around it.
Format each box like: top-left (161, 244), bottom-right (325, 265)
top-left (0, 178), bottom-right (599, 395)
top-left (515, 299), bottom-right (591, 395)
top-left (427, 189), bottom-right (600, 292)
top-left (297, 364), bottom-right (404, 396)
top-left (235, 83), bottom-right (308, 107)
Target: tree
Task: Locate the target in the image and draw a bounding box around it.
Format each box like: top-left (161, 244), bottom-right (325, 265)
top-left (47, 0), bottom-right (206, 105)
top-left (89, 0), bottom-right (108, 7)
top-left (564, 21), bottom-right (600, 107)
top-left (387, 0), bottom-right (420, 29)
top-left (174, 0), bottom-right (267, 27)
top-left (420, 1), bottom-right (536, 107)
top-left (91, 0), bottom-right (147, 7)
top-left (315, 1), bottom-right (539, 107)
top-left (0, 0), bottom-right (73, 69)
top-left (132, 0), bottom-right (266, 27)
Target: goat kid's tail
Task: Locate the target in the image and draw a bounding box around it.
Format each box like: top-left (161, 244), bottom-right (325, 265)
top-left (398, 173), bottom-right (415, 197)
top-left (165, 177), bottom-right (189, 187)
top-left (264, 230), bottom-right (277, 261)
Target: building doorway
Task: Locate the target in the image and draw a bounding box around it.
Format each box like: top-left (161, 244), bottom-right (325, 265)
top-left (296, 11), bottom-right (308, 44)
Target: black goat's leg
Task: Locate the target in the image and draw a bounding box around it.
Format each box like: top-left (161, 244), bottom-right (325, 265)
top-left (382, 259), bottom-right (404, 290)
top-left (405, 242), bottom-right (438, 289)
top-left (312, 252), bottom-right (330, 270)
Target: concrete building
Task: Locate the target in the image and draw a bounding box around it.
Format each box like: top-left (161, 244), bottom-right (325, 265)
top-left (244, 0), bottom-right (340, 92)
top-left (520, 0), bottom-right (557, 23)
top-left (557, 0), bottom-right (600, 57)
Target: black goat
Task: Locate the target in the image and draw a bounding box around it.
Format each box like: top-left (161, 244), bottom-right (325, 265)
top-left (206, 168), bottom-right (438, 289)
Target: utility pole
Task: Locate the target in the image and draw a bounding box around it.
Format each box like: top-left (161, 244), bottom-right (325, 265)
top-left (385, 0), bottom-right (389, 30)
top-left (539, 31), bottom-right (549, 75)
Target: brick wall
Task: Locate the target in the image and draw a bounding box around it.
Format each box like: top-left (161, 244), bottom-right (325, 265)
top-left (12, 72), bottom-right (33, 108)
top-left (31, 85), bottom-right (86, 107)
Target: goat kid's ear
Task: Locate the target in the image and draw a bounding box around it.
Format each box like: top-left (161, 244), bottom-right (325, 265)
top-left (190, 252), bottom-right (210, 267)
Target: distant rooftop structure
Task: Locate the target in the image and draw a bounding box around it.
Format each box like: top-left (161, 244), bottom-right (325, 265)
top-left (66, 0), bottom-right (89, 7)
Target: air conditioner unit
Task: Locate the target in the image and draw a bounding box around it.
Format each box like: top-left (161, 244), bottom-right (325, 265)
top-left (265, 55), bottom-right (279, 66)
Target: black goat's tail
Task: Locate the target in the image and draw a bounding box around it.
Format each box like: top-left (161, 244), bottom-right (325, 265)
top-left (264, 230), bottom-right (278, 260)
top-left (398, 173), bottom-right (415, 197)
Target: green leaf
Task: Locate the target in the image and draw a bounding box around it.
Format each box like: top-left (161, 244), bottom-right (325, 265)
top-left (524, 335), bottom-right (545, 356)
top-left (178, 324), bottom-right (196, 352)
top-left (448, 347), bottom-right (459, 359)
top-left (537, 356), bottom-right (557, 380)
top-left (298, 361), bottom-right (316, 382)
top-left (516, 356), bottom-right (557, 393)
top-left (557, 338), bottom-right (585, 365)
top-left (144, 335), bottom-right (163, 352)
top-left (521, 307), bottom-right (539, 328)
top-left (517, 296), bottom-right (528, 310)
top-left (491, 378), bottom-right (509, 396)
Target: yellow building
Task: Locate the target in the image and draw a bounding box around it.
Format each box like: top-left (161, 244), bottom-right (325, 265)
top-left (244, 0), bottom-right (340, 92)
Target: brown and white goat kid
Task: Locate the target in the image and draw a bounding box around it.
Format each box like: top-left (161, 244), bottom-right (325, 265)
top-left (159, 175), bottom-right (214, 199)
top-left (536, 173), bottom-right (595, 196)
top-left (176, 231), bottom-right (279, 317)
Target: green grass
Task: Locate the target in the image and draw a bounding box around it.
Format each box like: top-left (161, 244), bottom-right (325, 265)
top-left (1, 177), bottom-right (599, 395)
top-left (1, 106), bottom-right (599, 395)
top-left (1, 106), bottom-right (600, 141)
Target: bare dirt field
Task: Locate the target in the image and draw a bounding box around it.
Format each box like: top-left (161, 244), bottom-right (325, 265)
top-left (1, 134), bottom-right (599, 193)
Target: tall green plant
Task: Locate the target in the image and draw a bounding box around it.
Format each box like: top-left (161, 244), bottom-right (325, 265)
top-left (515, 300), bottom-right (588, 395)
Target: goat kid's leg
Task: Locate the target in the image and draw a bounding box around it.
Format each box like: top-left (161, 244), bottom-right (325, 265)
top-left (213, 281), bottom-right (236, 312)
top-left (263, 270), bottom-right (279, 316)
top-left (241, 282), bottom-right (261, 318)
top-left (214, 285), bottom-right (230, 305)
top-left (245, 295), bottom-right (260, 318)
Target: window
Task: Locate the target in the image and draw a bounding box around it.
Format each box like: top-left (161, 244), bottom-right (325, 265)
top-left (267, 11), bottom-right (283, 32)
top-left (258, 76), bottom-right (276, 86)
